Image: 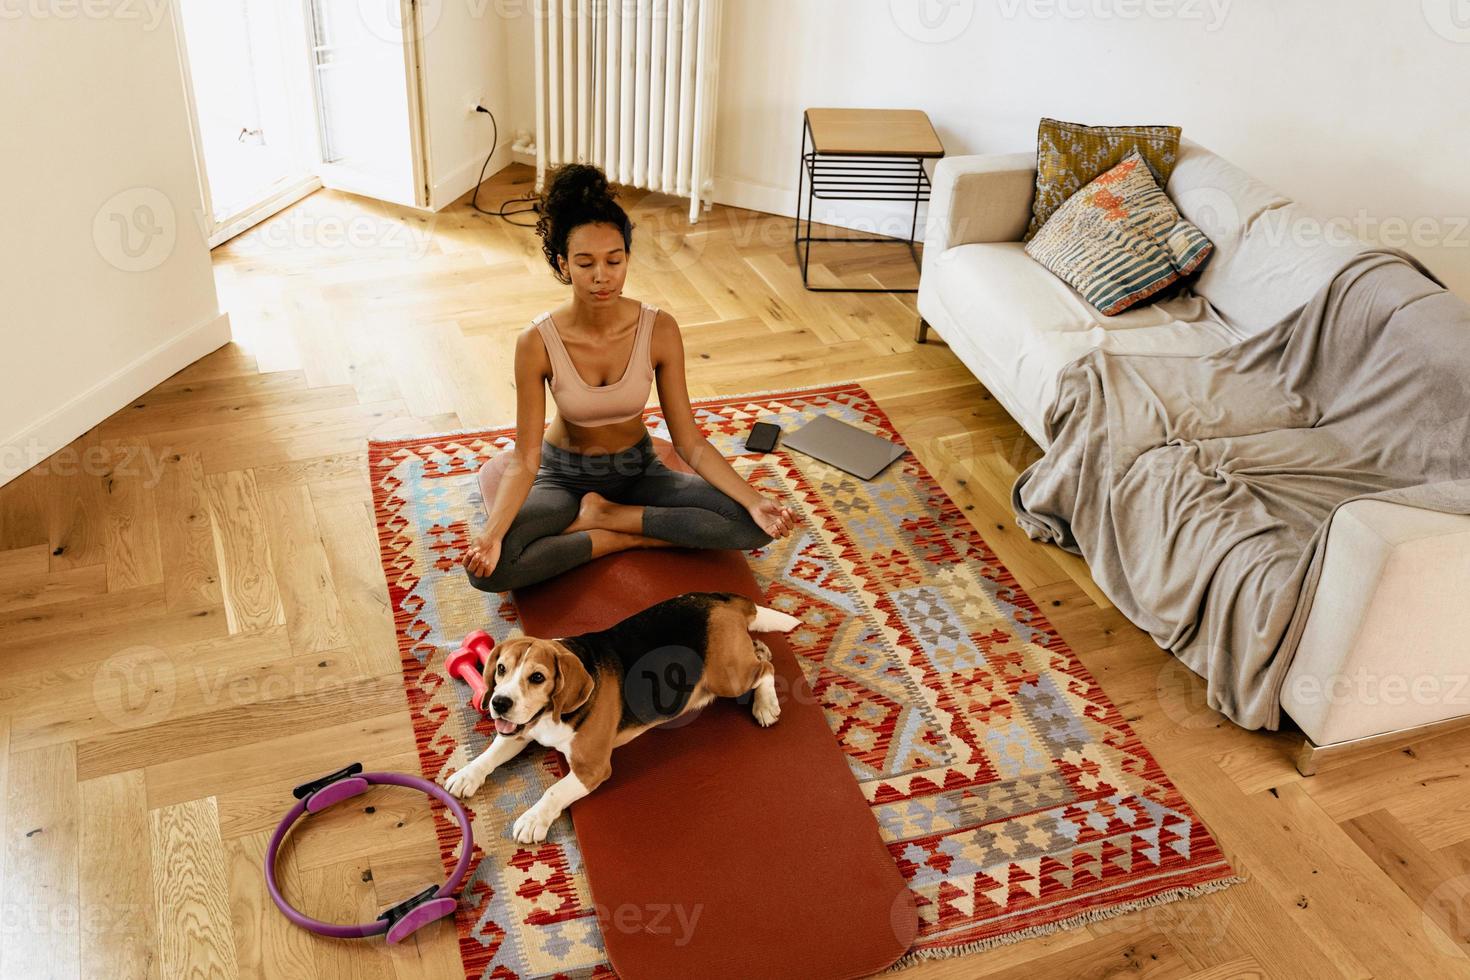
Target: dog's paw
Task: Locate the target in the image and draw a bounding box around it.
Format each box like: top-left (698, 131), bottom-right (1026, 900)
top-left (444, 765), bottom-right (485, 799)
top-left (512, 804), bottom-right (558, 844)
top-left (752, 693), bottom-right (781, 727)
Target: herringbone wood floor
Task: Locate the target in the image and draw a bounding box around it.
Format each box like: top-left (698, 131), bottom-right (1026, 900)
top-left (2, 164), bottom-right (1468, 979)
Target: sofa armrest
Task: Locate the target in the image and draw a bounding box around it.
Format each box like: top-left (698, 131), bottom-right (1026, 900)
top-left (1281, 499), bottom-right (1470, 747)
top-left (923, 152), bottom-right (1036, 256)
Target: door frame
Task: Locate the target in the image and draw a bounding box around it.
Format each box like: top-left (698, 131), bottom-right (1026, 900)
top-left (170, 0), bottom-right (433, 249)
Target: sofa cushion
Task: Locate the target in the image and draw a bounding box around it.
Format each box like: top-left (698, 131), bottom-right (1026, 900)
top-left (924, 242), bottom-right (1244, 445)
top-left (1025, 152), bottom-right (1213, 315)
top-left (1025, 117), bottom-right (1182, 240)
top-left (1166, 140), bottom-right (1367, 336)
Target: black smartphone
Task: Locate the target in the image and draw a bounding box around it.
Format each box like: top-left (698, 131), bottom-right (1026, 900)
top-left (744, 421), bottom-right (781, 453)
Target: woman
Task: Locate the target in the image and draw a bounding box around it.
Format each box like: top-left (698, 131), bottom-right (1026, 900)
top-left (463, 164), bottom-right (796, 592)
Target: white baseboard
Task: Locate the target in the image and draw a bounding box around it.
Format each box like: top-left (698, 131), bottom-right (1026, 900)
top-left (432, 145), bottom-right (515, 211)
top-left (0, 310), bottom-right (233, 488)
top-left (711, 174), bottom-right (932, 242)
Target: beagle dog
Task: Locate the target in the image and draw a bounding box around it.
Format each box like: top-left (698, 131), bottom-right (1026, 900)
top-left (443, 591), bottom-right (802, 843)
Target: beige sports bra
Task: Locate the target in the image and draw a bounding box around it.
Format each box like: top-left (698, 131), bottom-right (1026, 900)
top-left (533, 303), bottom-right (657, 427)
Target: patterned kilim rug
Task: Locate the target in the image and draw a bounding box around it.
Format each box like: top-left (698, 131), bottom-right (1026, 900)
top-left (367, 381), bottom-right (1239, 978)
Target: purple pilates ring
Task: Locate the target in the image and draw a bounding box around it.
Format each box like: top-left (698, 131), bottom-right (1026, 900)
top-left (264, 763), bottom-right (474, 943)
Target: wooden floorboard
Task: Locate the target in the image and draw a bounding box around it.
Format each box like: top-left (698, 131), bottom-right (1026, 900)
top-left (1, 164), bottom-right (1466, 978)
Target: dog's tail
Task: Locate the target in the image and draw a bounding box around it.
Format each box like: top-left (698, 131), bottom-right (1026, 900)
top-left (750, 604), bottom-right (802, 633)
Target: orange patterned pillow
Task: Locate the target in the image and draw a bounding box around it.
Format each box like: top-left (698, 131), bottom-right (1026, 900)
top-left (1024, 151), bottom-right (1212, 315)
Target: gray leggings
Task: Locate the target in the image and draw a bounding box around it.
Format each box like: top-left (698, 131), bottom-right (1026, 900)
top-left (467, 431), bottom-right (773, 592)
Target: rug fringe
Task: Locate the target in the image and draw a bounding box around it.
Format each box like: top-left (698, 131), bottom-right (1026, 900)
top-left (880, 875), bottom-right (1245, 974)
top-left (365, 381), bottom-right (871, 447)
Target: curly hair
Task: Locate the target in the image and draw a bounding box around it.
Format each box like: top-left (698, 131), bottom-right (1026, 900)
top-left (534, 164), bottom-right (634, 284)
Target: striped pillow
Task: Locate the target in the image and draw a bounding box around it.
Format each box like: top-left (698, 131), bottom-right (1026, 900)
top-left (1024, 151), bottom-right (1213, 316)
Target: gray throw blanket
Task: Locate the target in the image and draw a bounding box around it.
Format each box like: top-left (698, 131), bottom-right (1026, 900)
top-left (1012, 249), bottom-right (1470, 730)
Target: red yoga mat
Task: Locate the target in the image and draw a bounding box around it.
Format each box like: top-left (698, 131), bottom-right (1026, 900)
top-left (490, 441), bottom-right (917, 979)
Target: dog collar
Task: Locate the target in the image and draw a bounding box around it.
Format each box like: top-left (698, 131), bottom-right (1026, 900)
top-left (264, 762), bottom-right (474, 942)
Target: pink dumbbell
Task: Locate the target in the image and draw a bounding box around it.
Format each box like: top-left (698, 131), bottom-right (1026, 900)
top-left (445, 630), bottom-right (496, 713)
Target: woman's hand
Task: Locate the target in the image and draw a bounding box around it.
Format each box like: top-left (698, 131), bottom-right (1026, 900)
top-left (747, 495), bottom-right (797, 539)
top-left (463, 531), bottom-right (503, 578)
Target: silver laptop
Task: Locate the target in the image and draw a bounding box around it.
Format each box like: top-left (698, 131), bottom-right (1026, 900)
top-left (779, 414), bottom-right (906, 480)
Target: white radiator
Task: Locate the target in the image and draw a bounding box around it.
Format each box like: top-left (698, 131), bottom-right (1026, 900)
top-left (533, 0), bottom-right (723, 223)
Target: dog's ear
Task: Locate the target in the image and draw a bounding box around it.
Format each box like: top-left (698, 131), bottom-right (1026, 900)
top-left (551, 644), bottom-right (594, 715)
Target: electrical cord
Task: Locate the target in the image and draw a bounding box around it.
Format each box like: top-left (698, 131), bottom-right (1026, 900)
top-left (472, 106), bottom-right (539, 226)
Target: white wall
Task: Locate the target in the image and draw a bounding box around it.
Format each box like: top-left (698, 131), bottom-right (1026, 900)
top-left (711, 0), bottom-right (1470, 297)
top-left (393, 2), bottom-right (1470, 294)
top-left (0, 4), bottom-right (229, 488)
top-left (421, 0), bottom-right (517, 208)
top-left (501, 1), bottom-right (539, 165)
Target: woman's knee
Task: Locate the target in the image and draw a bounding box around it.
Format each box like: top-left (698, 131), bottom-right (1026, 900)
top-left (464, 554), bottom-right (529, 593)
top-left (733, 512), bottom-right (775, 549)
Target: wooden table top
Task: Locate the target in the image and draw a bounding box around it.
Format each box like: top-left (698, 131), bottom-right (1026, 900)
top-left (804, 108), bottom-right (944, 157)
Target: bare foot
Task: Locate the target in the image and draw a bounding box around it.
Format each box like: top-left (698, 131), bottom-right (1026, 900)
top-left (585, 529), bottom-right (666, 559)
top-left (562, 492), bottom-right (644, 535)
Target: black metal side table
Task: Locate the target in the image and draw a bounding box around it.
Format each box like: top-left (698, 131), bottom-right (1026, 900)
top-left (793, 108), bottom-right (945, 293)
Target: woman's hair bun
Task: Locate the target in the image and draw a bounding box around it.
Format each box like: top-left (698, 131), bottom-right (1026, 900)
top-left (544, 163), bottom-right (611, 207)
top-left (535, 164), bottom-right (634, 284)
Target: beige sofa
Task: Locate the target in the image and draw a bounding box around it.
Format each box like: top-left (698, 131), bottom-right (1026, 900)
top-left (916, 139), bottom-right (1470, 771)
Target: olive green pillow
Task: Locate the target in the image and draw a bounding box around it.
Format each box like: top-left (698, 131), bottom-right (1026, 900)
top-left (1024, 118), bottom-right (1183, 241)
